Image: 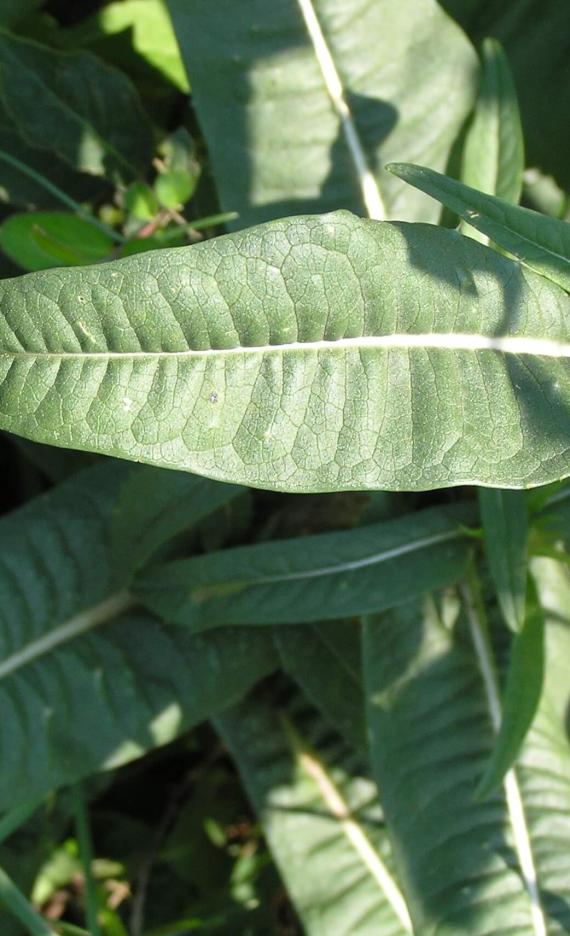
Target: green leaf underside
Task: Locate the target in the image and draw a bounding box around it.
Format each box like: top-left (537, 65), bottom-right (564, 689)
top-left (389, 164), bottom-right (570, 293)
top-left (0, 212), bottom-right (570, 492)
top-left (168, 0), bottom-right (477, 227)
top-left (0, 462), bottom-right (275, 810)
top-left (363, 572), bottom-right (570, 935)
top-left (135, 502), bottom-right (474, 629)
top-left (215, 687), bottom-right (411, 935)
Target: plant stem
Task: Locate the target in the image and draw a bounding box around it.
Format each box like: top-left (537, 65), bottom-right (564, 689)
top-left (0, 149), bottom-right (125, 245)
top-left (0, 864), bottom-right (56, 936)
top-left (72, 784), bottom-right (103, 936)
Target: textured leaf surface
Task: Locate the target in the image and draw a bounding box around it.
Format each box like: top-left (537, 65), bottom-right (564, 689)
top-left (461, 38), bottom-right (524, 240)
top-left (135, 503), bottom-right (473, 629)
top-left (389, 164), bottom-right (570, 292)
top-left (168, 0), bottom-right (477, 226)
top-left (0, 463), bottom-right (275, 809)
top-left (363, 573), bottom-right (570, 935)
top-left (215, 686), bottom-right (411, 935)
top-left (0, 29), bottom-right (153, 182)
top-left (1, 212), bottom-right (570, 491)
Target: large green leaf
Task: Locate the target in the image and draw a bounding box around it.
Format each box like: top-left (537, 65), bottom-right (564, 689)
top-left (0, 462), bottom-right (275, 810)
top-left (0, 29), bottom-right (153, 182)
top-left (135, 503), bottom-right (474, 629)
top-left (215, 685), bottom-right (412, 935)
top-left (389, 164), bottom-right (570, 292)
top-left (168, 0), bottom-right (477, 226)
top-left (1, 213), bottom-right (570, 491)
top-left (363, 562), bottom-right (570, 934)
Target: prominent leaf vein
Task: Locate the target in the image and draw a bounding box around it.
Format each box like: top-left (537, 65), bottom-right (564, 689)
top-left (295, 0), bottom-right (386, 220)
top-left (5, 333), bottom-right (570, 360)
top-left (0, 590), bottom-right (134, 681)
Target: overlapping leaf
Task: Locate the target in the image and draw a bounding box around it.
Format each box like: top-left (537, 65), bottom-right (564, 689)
top-left (135, 502), bottom-right (474, 629)
top-left (389, 164), bottom-right (570, 292)
top-left (274, 621), bottom-right (366, 750)
top-left (1, 213), bottom-right (570, 490)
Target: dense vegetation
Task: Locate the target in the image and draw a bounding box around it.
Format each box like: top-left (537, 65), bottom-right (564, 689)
top-left (0, 1), bottom-right (569, 934)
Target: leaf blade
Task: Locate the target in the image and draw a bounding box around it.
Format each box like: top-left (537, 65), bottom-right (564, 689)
top-left (461, 38), bottom-right (524, 215)
top-left (479, 488), bottom-right (528, 632)
top-left (388, 163), bottom-right (570, 291)
top-left (0, 462), bottom-right (276, 809)
top-left (215, 686), bottom-right (412, 935)
top-left (1, 213), bottom-right (570, 491)
top-left (476, 590), bottom-right (545, 799)
top-left (167, 0), bottom-right (478, 226)
top-left (134, 503), bottom-right (475, 629)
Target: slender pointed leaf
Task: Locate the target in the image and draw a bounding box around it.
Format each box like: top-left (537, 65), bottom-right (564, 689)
top-left (479, 488), bottom-right (528, 632)
top-left (135, 503), bottom-right (474, 629)
top-left (168, 0), bottom-right (477, 226)
top-left (461, 38), bottom-right (524, 226)
top-left (465, 40), bottom-right (529, 638)
top-left (1, 213), bottom-right (570, 490)
top-left (388, 163), bottom-right (570, 292)
top-left (439, 0), bottom-right (570, 192)
top-left (476, 588), bottom-right (545, 798)
top-left (215, 686), bottom-right (412, 935)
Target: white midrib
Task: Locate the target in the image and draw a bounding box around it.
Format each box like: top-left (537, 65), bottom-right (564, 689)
top-left (295, 0), bottom-right (386, 221)
top-left (0, 590), bottom-right (134, 681)
top-left (5, 332), bottom-right (570, 360)
top-left (461, 581), bottom-right (547, 936)
top-left (285, 723), bottom-right (412, 931)
top-left (228, 527), bottom-right (460, 586)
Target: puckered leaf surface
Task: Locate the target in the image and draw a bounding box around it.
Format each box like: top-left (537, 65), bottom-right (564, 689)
top-left (0, 212), bottom-right (570, 491)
